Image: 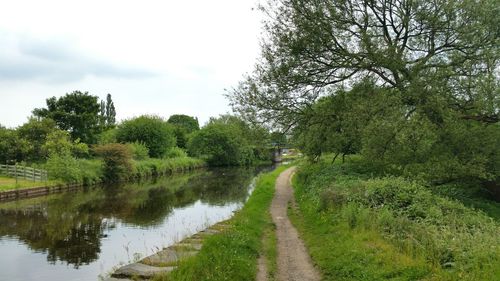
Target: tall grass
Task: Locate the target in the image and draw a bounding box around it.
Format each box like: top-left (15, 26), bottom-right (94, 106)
top-left (293, 162), bottom-right (500, 280)
top-left (43, 156), bottom-right (205, 186)
top-left (131, 157), bottom-right (205, 178)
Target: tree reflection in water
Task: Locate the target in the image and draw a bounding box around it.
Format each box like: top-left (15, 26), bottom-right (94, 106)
top-left (0, 166), bottom-right (267, 268)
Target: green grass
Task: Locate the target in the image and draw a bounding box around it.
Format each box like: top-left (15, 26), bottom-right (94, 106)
top-left (132, 157), bottom-right (205, 178)
top-left (291, 161), bottom-right (500, 280)
top-left (153, 165), bottom-right (289, 281)
top-left (0, 176), bottom-right (61, 192)
top-left (430, 183), bottom-right (500, 221)
top-left (262, 221), bottom-right (278, 281)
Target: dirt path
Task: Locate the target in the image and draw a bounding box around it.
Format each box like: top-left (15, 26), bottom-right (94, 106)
top-left (257, 167), bottom-right (321, 281)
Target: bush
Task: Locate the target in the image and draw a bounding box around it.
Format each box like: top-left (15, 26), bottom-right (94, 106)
top-left (167, 114), bottom-right (200, 149)
top-left (94, 143), bottom-right (132, 182)
top-left (165, 147), bottom-right (187, 158)
top-left (116, 115), bottom-right (176, 158)
top-left (126, 142), bottom-right (150, 160)
top-left (45, 155), bottom-right (102, 184)
top-left (46, 154), bottom-right (82, 183)
top-left (97, 128), bottom-right (118, 144)
top-left (42, 129), bottom-right (89, 158)
top-left (187, 123), bottom-right (255, 166)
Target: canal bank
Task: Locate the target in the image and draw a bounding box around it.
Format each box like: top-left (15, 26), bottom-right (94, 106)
top-left (0, 166), bottom-right (269, 281)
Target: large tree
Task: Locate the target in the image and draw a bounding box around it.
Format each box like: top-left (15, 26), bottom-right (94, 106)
top-left (167, 114), bottom-right (200, 148)
top-left (230, 0), bottom-right (499, 127)
top-left (116, 115), bottom-right (176, 158)
top-left (99, 93), bottom-right (116, 129)
top-left (230, 0), bottom-right (499, 182)
top-left (33, 91), bottom-right (102, 144)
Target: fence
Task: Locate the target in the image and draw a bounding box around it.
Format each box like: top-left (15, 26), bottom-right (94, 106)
top-left (0, 164), bottom-right (48, 182)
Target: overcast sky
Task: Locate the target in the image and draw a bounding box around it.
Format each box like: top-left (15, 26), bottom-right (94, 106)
top-left (0, 0), bottom-right (263, 128)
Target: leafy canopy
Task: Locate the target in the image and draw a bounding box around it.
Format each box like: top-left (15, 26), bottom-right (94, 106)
top-left (116, 115), bottom-right (176, 158)
top-left (33, 91), bottom-right (102, 144)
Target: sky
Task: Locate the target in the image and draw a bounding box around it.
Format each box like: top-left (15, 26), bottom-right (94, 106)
top-left (0, 0), bottom-right (263, 128)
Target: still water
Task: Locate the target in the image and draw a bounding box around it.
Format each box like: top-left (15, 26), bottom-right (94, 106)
top-left (0, 166), bottom-right (269, 281)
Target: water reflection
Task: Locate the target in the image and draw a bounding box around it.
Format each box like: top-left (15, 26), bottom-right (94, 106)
top-left (0, 166), bottom-right (267, 280)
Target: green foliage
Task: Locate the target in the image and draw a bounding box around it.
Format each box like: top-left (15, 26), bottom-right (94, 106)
top-left (0, 125), bottom-right (31, 163)
top-left (99, 93), bottom-right (116, 129)
top-left (94, 143), bottom-right (133, 182)
top-left (165, 147), bottom-right (187, 158)
top-left (167, 114), bottom-right (200, 148)
top-left (132, 157), bottom-right (205, 178)
top-left (188, 122), bottom-right (248, 166)
top-left (167, 114), bottom-right (200, 132)
top-left (188, 115), bottom-right (271, 167)
top-left (116, 115), bottom-right (176, 158)
top-left (45, 155), bottom-right (102, 185)
top-left (126, 142), bottom-right (150, 160)
top-left (33, 91), bottom-right (102, 144)
top-left (17, 117), bottom-right (57, 161)
top-left (155, 166), bottom-right (288, 281)
top-left (97, 128), bottom-right (118, 144)
top-left (42, 129), bottom-right (89, 158)
top-left (293, 161), bottom-right (500, 280)
top-left (230, 0), bottom-right (500, 184)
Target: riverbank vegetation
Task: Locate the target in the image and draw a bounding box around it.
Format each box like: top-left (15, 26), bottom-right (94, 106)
top-left (0, 92), bottom-right (284, 191)
top-left (152, 165), bottom-right (288, 281)
top-left (292, 160), bottom-right (500, 280)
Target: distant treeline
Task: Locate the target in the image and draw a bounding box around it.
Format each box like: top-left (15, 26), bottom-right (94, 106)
top-left (0, 91), bottom-right (286, 183)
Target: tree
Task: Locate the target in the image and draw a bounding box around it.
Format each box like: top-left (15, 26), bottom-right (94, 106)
top-left (187, 115), bottom-right (271, 166)
top-left (167, 114), bottom-right (200, 132)
top-left (188, 122), bottom-right (249, 166)
top-left (42, 129), bottom-right (89, 158)
top-left (99, 93), bottom-right (116, 129)
top-left (17, 117), bottom-right (57, 161)
top-left (116, 115), bottom-right (176, 158)
top-left (33, 91), bottom-right (102, 144)
top-left (229, 0), bottom-right (499, 182)
top-left (0, 125), bottom-right (30, 163)
top-left (230, 0), bottom-right (499, 127)
top-left (167, 114), bottom-right (200, 149)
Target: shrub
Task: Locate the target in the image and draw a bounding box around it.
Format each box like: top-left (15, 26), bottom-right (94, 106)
top-left (126, 142), bottom-right (150, 160)
top-left (116, 115), bottom-right (176, 158)
top-left (167, 114), bottom-right (200, 149)
top-left (165, 147), bottom-right (187, 158)
top-left (187, 123), bottom-right (255, 166)
top-left (94, 143), bottom-right (132, 182)
top-left (97, 128), bottom-right (118, 144)
top-left (42, 129), bottom-right (89, 158)
top-left (46, 154), bottom-right (82, 183)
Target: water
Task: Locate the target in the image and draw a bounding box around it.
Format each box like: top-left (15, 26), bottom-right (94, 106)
top-left (0, 166), bottom-right (269, 281)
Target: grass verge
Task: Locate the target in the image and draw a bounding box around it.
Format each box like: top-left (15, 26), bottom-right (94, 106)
top-left (0, 176), bottom-right (62, 192)
top-left (291, 161), bottom-right (500, 280)
top-left (152, 165), bottom-right (289, 281)
top-left (0, 157), bottom-right (205, 192)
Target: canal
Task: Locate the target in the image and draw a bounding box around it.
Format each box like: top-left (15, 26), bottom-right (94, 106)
top-left (0, 166), bottom-right (270, 281)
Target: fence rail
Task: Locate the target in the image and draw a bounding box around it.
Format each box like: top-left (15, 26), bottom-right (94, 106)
top-left (0, 164), bottom-right (48, 182)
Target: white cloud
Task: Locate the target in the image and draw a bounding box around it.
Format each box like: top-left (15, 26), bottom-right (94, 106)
top-left (0, 0), bottom-right (262, 127)
top-left (0, 33), bottom-right (155, 82)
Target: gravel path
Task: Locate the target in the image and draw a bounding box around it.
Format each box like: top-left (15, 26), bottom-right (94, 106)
top-left (257, 167), bottom-right (321, 281)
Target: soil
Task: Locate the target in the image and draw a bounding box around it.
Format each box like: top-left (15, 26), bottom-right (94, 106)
top-left (257, 167), bottom-right (321, 281)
